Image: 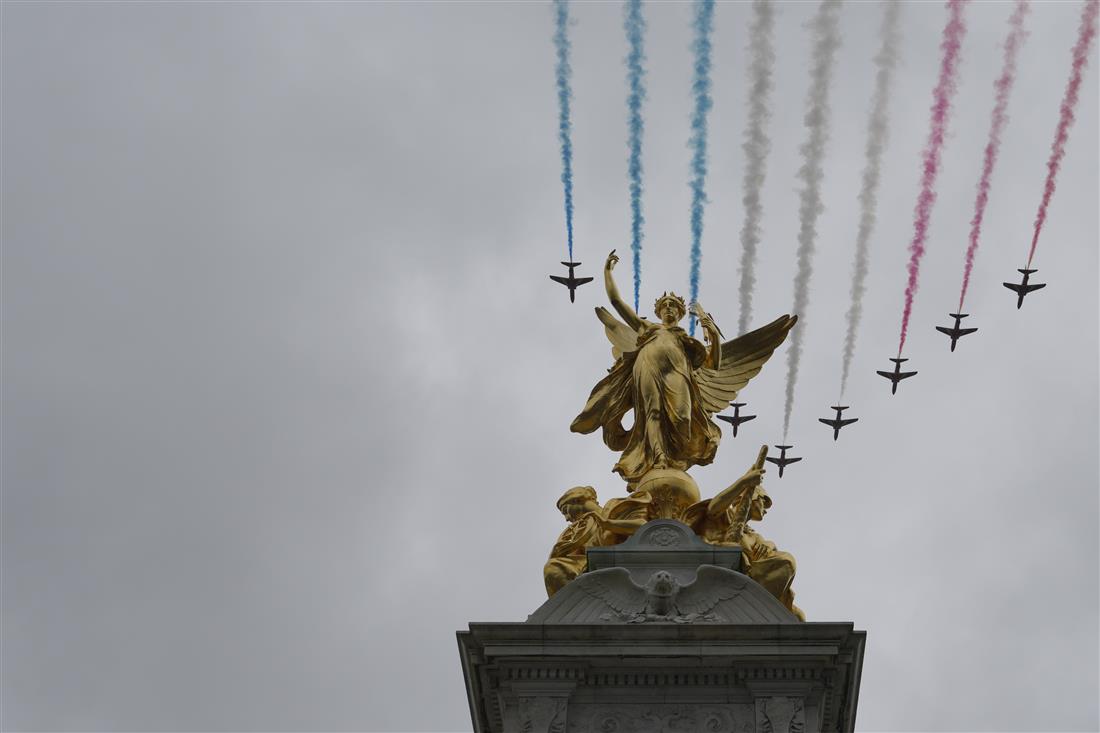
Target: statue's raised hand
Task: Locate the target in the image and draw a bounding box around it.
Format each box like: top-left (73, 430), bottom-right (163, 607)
top-left (740, 467), bottom-right (765, 491)
top-left (693, 303), bottom-right (715, 330)
top-left (605, 249), bottom-right (619, 272)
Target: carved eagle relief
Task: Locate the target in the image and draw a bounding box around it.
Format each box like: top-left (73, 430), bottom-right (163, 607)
top-left (572, 566), bottom-right (747, 624)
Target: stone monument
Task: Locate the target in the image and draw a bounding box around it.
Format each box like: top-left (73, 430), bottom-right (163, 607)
top-left (457, 251), bottom-right (866, 731)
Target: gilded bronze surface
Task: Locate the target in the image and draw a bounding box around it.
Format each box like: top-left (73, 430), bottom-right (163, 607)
top-left (738, 488), bottom-right (805, 621)
top-left (546, 252), bottom-right (804, 616)
top-left (571, 251), bottom-right (795, 485)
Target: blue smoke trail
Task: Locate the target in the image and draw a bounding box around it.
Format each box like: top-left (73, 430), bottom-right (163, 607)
top-left (625, 0), bottom-right (646, 312)
top-left (553, 0), bottom-right (575, 260)
top-left (687, 0), bottom-right (715, 335)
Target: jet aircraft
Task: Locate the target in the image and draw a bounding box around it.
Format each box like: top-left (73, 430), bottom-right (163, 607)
top-left (1002, 268), bottom-right (1046, 309)
top-left (765, 445), bottom-right (802, 478)
top-left (549, 261), bottom-right (593, 302)
top-left (716, 402), bottom-right (756, 437)
top-left (818, 406), bottom-right (858, 441)
top-left (935, 312), bottom-right (978, 352)
top-left (876, 357), bottom-right (917, 395)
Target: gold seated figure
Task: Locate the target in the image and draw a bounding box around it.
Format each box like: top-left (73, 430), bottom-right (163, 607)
top-left (544, 449), bottom-right (804, 620)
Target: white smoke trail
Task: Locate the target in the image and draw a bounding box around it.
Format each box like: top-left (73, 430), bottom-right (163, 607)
top-left (840, 0), bottom-right (901, 398)
top-left (783, 0), bottom-right (842, 440)
top-left (736, 0), bottom-right (776, 336)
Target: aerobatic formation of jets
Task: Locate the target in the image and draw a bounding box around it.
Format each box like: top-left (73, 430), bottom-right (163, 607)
top-left (548, 258), bottom-right (1060, 475)
top-left (549, 261), bottom-right (594, 302)
top-left (818, 406), bottom-right (858, 441)
top-left (1003, 268), bottom-right (1046, 309)
top-left (935, 313), bottom-right (978, 352)
top-left (549, 259), bottom-right (1055, 476)
top-left (542, 0), bottom-right (1098, 481)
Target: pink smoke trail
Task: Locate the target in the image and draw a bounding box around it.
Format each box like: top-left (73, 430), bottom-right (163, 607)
top-left (1026, 0), bottom-right (1099, 268)
top-left (897, 0), bottom-right (968, 357)
top-left (957, 0), bottom-right (1029, 312)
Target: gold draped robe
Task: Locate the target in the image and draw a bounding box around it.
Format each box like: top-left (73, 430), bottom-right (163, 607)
top-left (571, 322), bottom-right (722, 484)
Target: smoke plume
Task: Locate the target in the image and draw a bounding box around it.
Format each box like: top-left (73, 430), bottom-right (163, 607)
top-left (958, 0), bottom-right (1028, 311)
top-left (553, 0), bottom-right (576, 260)
top-left (782, 0), bottom-right (843, 439)
top-left (897, 0), bottom-right (967, 356)
top-left (1026, 0), bottom-right (1098, 268)
top-left (687, 0), bottom-right (715, 335)
top-left (736, 0), bottom-right (776, 336)
top-left (625, 0), bottom-right (647, 311)
top-left (839, 0), bottom-right (901, 398)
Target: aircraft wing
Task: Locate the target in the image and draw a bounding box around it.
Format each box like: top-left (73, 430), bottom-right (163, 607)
top-left (573, 276), bottom-right (593, 286)
top-left (549, 275), bottom-right (570, 286)
top-left (875, 370), bottom-right (895, 379)
top-left (839, 418), bottom-right (858, 427)
top-left (935, 326), bottom-right (954, 336)
top-left (898, 371), bottom-right (917, 379)
top-left (1002, 282), bottom-right (1024, 294)
top-left (958, 327), bottom-right (977, 336)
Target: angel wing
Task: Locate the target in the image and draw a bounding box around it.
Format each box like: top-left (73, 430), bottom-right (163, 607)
top-left (673, 565), bottom-right (747, 616)
top-left (595, 306), bottom-right (641, 360)
top-left (694, 314), bottom-right (797, 414)
top-left (572, 567), bottom-right (648, 615)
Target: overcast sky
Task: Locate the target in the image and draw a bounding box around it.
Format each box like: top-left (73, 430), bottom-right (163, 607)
top-left (2, 1), bottom-right (1097, 731)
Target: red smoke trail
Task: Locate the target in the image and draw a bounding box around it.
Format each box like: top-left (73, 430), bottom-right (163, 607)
top-left (1026, 0), bottom-right (1099, 268)
top-left (897, 0), bottom-right (968, 357)
top-left (958, 0), bottom-right (1029, 312)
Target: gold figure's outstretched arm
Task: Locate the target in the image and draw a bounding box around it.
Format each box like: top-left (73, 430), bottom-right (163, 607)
top-left (692, 303), bottom-right (722, 369)
top-left (594, 515), bottom-right (647, 537)
top-left (604, 250), bottom-right (644, 331)
top-left (708, 445), bottom-right (768, 519)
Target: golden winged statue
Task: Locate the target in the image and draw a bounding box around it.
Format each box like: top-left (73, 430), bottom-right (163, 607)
top-left (571, 250), bottom-right (796, 486)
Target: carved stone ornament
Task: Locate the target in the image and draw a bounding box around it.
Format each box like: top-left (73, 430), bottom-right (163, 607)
top-left (519, 696), bottom-right (568, 733)
top-left (754, 696), bottom-right (805, 733)
top-left (568, 703), bottom-right (754, 732)
top-left (578, 566), bottom-right (746, 624)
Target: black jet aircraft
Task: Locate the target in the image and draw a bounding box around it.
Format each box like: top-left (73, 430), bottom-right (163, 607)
top-left (876, 357), bottom-right (917, 395)
top-left (716, 402), bottom-right (755, 437)
top-left (935, 312), bottom-right (978, 352)
top-left (549, 261), bottom-right (593, 302)
top-left (1003, 268), bottom-right (1046, 309)
top-left (765, 445), bottom-right (802, 478)
top-left (818, 406), bottom-right (858, 441)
